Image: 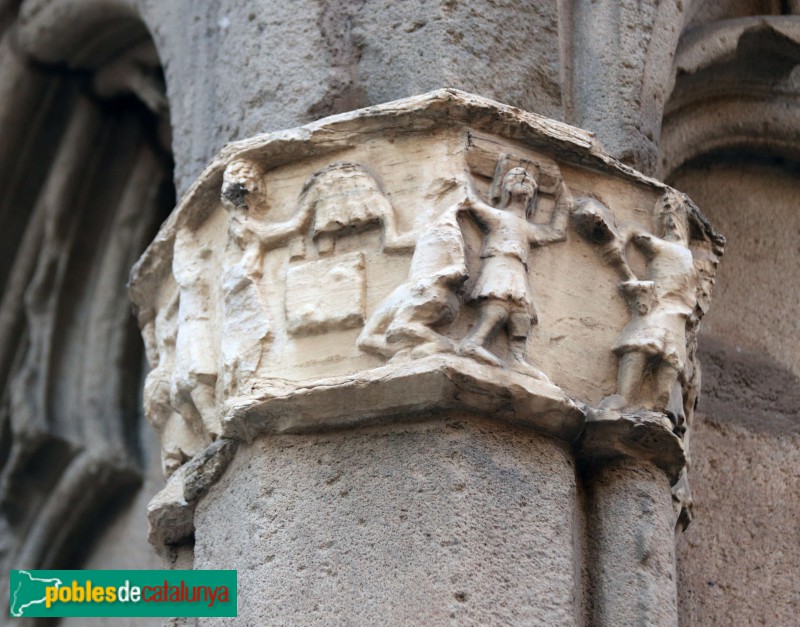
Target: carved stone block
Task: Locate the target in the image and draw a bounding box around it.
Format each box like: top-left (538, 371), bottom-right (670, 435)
top-left (285, 252), bottom-right (366, 335)
top-left (129, 89), bottom-right (723, 545)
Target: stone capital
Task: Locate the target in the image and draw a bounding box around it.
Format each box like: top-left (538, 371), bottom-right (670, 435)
top-left (130, 89), bottom-right (723, 547)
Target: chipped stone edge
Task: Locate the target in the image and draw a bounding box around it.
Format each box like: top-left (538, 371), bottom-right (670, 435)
top-left (146, 357), bottom-right (690, 551)
top-left (578, 407), bottom-right (686, 483)
top-left (221, 354), bottom-right (586, 443)
top-left (146, 438), bottom-right (238, 551)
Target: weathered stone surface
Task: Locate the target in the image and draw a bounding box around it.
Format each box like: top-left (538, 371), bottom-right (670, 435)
top-left (146, 462), bottom-right (195, 549)
top-left (194, 418), bottom-right (585, 625)
top-left (132, 0), bottom-right (566, 195)
top-left (665, 158), bottom-right (800, 625)
top-left (669, 161), bottom-right (800, 378)
top-left (223, 355), bottom-right (583, 443)
top-left (569, 0), bottom-right (685, 174)
top-left (129, 92), bottom-right (723, 574)
top-left (2, 1), bottom-right (795, 624)
top-left (584, 459), bottom-right (678, 626)
top-left (147, 438), bottom-right (239, 548)
top-left (0, 2), bottom-right (173, 609)
top-left (677, 410), bottom-right (800, 627)
top-left (580, 409), bottom-right (685, 484)
top-left (124, 91), bottom-right (727, 627)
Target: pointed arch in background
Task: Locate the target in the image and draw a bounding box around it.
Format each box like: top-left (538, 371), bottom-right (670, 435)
top-left (0, 0), bottom-right (174, 598)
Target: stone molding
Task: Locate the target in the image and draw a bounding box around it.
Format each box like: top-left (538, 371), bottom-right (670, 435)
top-left (129, 89), bottom-right (724, 548)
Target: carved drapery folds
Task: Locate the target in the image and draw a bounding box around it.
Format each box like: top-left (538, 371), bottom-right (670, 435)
top-left (130, 89), bottom-right (723, 547)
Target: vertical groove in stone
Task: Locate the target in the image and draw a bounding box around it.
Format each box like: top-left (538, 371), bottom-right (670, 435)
top-left (0, 29), bottom-right (173, 600)
top-left (0, 35), bottom-right (67, 295)
top-left (9, 95), bottom-right (105, 438)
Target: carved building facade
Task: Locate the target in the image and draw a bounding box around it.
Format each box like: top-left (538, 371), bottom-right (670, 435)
top-left (1, 1), bottom-right (799, 625)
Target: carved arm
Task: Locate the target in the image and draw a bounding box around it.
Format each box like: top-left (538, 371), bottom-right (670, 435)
top-left (461, 196), bottom-right (497, 231)
top-left (630, 231), bottom-right (659, 259)
top-left (527, 181), bottom-right (572, 245)
top-left (249, 193), bottom-right (315, 249)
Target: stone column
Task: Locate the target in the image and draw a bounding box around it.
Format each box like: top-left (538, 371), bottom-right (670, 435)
top-left (130, 90), bottom-right (723, 624)
top-left (584, 460), bottom-right (679, 625)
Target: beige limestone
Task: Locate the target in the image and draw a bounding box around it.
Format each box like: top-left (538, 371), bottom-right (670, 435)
top-left (131, 91), bottom-right (720, 439)
top-left (127, 89), bottom-right (725, 624)
top-left (129, 90), bottom-right (723, 572)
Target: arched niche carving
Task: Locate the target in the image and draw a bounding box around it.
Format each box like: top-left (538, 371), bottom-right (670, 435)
top-left (661, 15), bottom-right (800, 178)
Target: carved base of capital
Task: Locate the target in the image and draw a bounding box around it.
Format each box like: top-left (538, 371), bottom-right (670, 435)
top-left (147, 438), bottom-right (238, 550)
top-left (221, 355), bottom-right (586, 443)
top-left (578, 408), bottom-right (685, 483)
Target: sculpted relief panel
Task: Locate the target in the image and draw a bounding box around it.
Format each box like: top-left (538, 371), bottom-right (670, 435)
top-left (130, 91), bottom-right (722, 540)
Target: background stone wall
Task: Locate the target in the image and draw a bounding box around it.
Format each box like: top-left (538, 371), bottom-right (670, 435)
top-left (669, 159), bottom-right (800, 624)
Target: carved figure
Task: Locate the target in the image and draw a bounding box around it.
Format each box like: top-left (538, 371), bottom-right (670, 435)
top-left (171, 231), bottom-right (221, 438)
top-left (574, 192), bottom-right (698, 415)
top-left (357, 203), bottom-right (467, 359)
top-left (220, 159), bottom-right (312, 393)
top-left (458, 166), bottom-right (571, 380)
top-left (141, 292), bottom-right (207, 476)
top-left (222, 158), bottom-right (311, 252)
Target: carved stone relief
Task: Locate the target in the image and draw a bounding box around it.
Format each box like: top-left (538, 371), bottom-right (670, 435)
top-left (457, 163), bottom-right (571, 381)
top-left (357, 154), bottom-right (574, 384)
top-left (129, 90), bottom-right (723, 547)
top-left (286, 252), bottom-right (366, 335)
top-left (356, 200), bottom-right (466, 360)
top-left (573, 190), bottom-right (722, 425)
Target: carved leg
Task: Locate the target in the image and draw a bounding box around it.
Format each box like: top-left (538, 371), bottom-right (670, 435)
top-left (190, 377), bottom-right (221, 438)
top-left (507, 312), bottom-right (550, 382)
top-left (357, 317), bottom-right (393, 358)
top-left (458, 299), bottom-right (507, 366)
top-left (653, 362), bottom-right (680, 414)
top-left (606, 351), bottom-right (648, 409)
top-left (390, 322), bottom-right (454, 355)
top-left (507, 339), bottom-right (551, 381)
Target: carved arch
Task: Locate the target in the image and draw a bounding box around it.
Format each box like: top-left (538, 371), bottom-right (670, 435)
top-left (660, 15), bottom-right (800, 177)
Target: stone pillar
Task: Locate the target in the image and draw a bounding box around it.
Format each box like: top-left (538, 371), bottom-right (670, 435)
top-left (585, 460), bottom-right (678, 625)
top-left (130, 90), bottom-right (723, 623)
top-left (194, 421), bottom-right (583, 624)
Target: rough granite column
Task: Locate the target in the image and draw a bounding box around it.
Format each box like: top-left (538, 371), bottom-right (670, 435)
top-left (130, 90), bottom-right (723, 624)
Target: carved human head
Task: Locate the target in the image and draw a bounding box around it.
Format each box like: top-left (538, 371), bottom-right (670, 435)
top-left (655, 191), bottom-right (690, 244)
top-left (221, 158), bottom-right (267, 212)
top-left (499, 167), bottom-right (538, 217)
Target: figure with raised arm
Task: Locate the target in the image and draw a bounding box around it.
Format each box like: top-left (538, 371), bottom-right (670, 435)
top-left (219, 159), bottom-right (314, 395)
top-left (458, 166), bottom-right (572, 381)
top-left (573, 191), bottom-right (698, 415)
